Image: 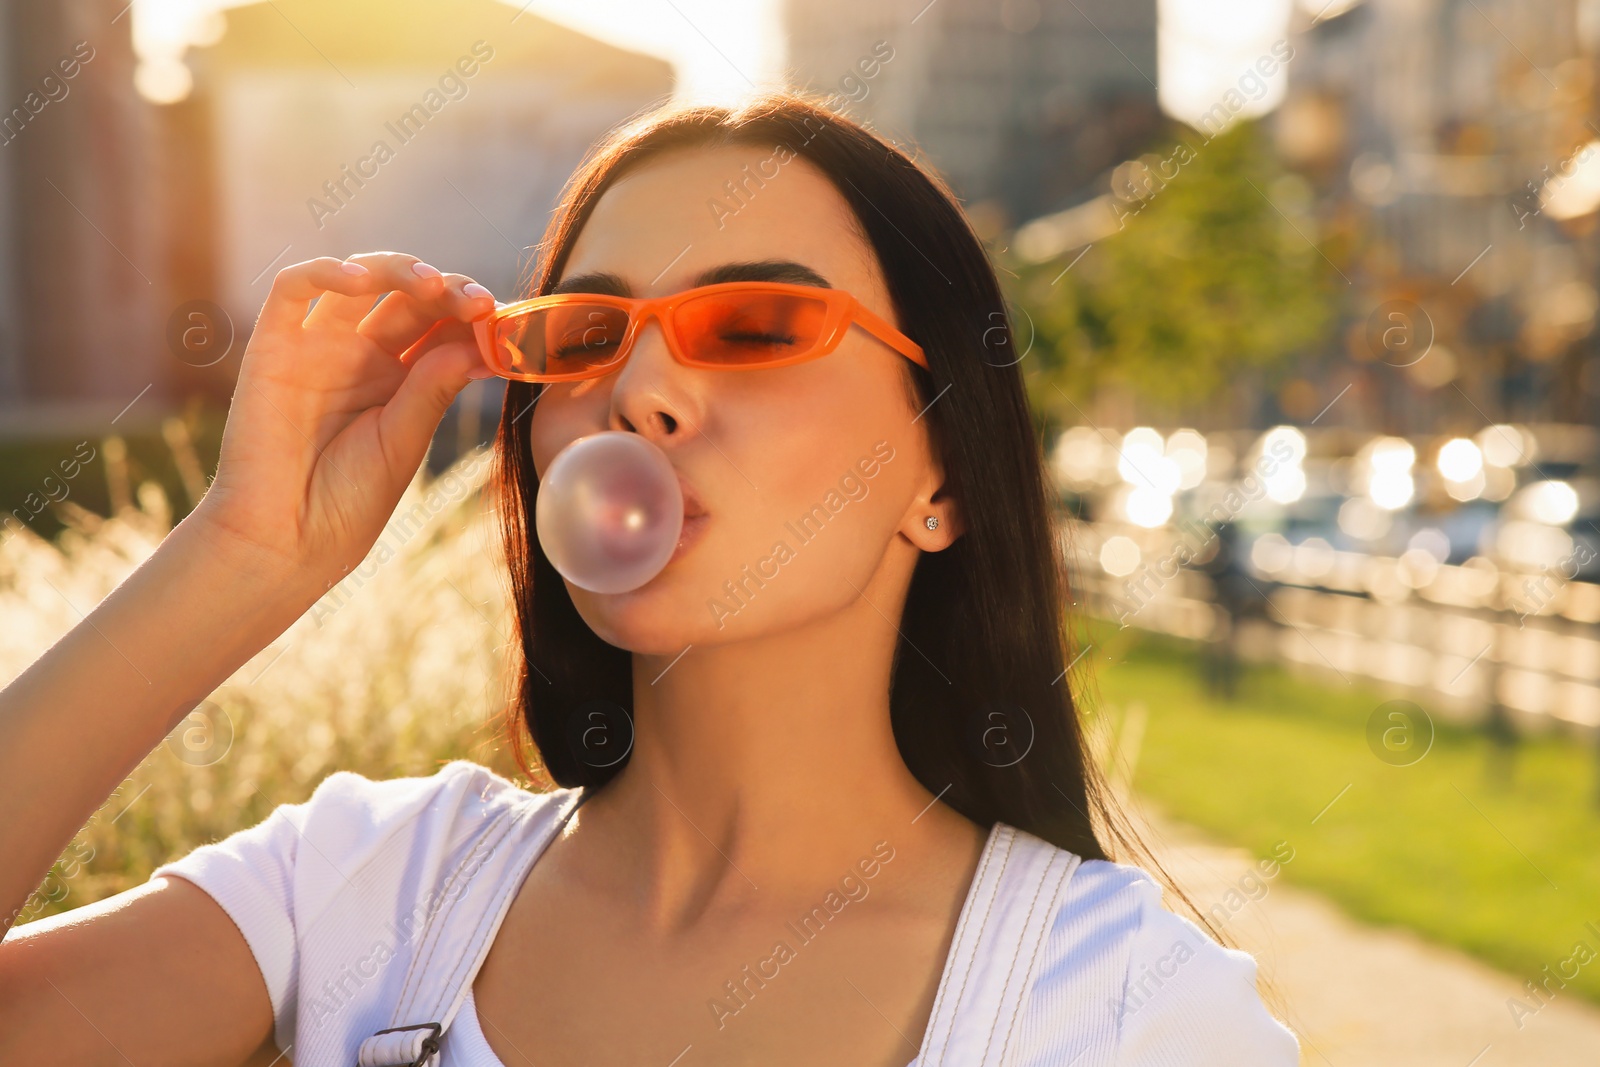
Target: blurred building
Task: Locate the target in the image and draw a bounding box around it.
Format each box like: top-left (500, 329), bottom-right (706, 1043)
top-left (0, 0), bottom-right (166, 430)
top-left (0, 0), bottom-right (673, 430)
top-left (1270, 0), bottom-right (1600, 432)
top-left (182, 0), bottom-right (672, 346)
top-left (783, 0), bottom-right (1161, 229)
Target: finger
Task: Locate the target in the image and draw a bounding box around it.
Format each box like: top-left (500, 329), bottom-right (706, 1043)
top-left (302, 251), bottom-right (450, 330)
top-left (359, 274), bottom-right (495, 355)
top-left (374, 335), bottom-right (491, 477)
top-left (257, 257), bottom-right (382, 334)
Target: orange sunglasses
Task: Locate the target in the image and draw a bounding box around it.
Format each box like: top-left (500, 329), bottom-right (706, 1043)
top-left (403, 281), bottom-right (926, 382)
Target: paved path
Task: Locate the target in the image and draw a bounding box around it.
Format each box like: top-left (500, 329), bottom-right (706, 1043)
top-left (1129, 800), bottom-right (1600, 1066)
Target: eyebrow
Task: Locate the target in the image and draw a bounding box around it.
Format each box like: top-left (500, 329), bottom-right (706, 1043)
top-left (550, 260), bottom-right (833, 297)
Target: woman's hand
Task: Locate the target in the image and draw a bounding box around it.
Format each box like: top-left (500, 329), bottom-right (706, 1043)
top-left (0, 249), bottom-right (497, 1048)
top-left (190, 252), bottom-right (495, 591)
top-left (0, 251), bottom-right (496, 948)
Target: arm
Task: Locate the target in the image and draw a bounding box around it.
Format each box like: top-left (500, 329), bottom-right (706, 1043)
top-left (0, 251), bottom-right (496, 1061)
top-left (0, 505), bottom-right (321, 937)
top-left (0, 876), bottom-right (281, 1066)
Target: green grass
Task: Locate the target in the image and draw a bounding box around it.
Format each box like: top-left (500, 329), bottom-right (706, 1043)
top-left (1083, 621), bottom-right (1600, 1005)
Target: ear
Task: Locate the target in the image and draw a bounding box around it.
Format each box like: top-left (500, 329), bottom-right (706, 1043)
top-left (903, 473), bottom-right (964, 551)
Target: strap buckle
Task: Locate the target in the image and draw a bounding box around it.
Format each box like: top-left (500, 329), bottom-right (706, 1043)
top-left (367, 1021), bottom-right (443, 1067)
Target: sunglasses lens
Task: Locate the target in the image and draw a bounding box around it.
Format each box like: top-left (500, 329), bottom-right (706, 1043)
top-left (672, 291), bottom-right (830, 366)
top-left (492, 304), bottom-right (630, 378)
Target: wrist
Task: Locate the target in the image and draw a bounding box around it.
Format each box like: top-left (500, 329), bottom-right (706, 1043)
top-left (169, 505), bottom-right (323, 617)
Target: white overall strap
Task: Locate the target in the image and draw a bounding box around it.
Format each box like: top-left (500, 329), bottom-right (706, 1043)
top-left (918, 823), bottom-right (1082, 1067)
top-left (353, 787), bottom-right (587, 1067)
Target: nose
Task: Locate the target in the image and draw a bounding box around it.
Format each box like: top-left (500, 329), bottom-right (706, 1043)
top-left (605, 312), bottom-right (702, 446)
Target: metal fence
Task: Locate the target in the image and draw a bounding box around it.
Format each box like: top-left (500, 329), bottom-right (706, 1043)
top-left (1070, 519), bottom-right (1600, 737)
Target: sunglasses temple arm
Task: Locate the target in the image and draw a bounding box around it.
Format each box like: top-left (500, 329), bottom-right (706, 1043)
top-left (852, 303), bottom-right (928, 369)
top-left (395, 318), bottom-right (450, 366)
top-left (396, 316), bottom-right (495, 373)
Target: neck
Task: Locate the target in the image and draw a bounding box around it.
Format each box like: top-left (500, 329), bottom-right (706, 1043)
top-left (570, 566), bottom-right (958, 929)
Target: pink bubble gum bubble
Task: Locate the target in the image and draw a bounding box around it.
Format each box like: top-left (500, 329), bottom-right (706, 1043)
top-left (535, 431), bottom-right (685, 594)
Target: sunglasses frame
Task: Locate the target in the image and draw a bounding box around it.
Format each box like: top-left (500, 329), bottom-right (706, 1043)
top-left (405, 281), bottom-right (928, 383)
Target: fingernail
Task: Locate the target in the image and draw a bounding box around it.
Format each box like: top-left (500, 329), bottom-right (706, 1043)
top-left (463, 282), bottom-right (494, 300)
top-left (467, 364), bottom-right (497, 380)
top-left (341, 261), bottom-right (369, 275)
top-left (412, 261), bottom-right (443, 278)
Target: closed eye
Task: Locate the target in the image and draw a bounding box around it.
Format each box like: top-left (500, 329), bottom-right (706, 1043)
top-left (720, 329), bottom-right (798, 346)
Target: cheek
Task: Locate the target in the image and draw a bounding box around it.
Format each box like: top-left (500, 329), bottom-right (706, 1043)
top-left (688, 376), bottom-right (922, 617)
top-left (540, 349), bottom-right (927, 650)
top-left (657, 503), bottom-right (874, 647)
top-left (688, 442), bottom-right (913, 641)
top-left (714, 371), bottom-right (892, 529)
top-left (527, 385), bottom-right (608, 475)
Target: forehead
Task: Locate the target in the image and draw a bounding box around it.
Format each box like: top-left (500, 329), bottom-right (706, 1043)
top-left (559, 143), bottom-right (883, 296)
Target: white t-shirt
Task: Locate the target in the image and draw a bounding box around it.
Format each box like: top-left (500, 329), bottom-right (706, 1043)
top-left (151, 759), bottom-right (1299, 1066)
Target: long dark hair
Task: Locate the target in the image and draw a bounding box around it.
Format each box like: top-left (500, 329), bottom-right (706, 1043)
top-left (491, 92), bottom-right (1154, 875)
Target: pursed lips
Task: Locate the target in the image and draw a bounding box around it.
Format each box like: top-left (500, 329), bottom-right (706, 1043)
top-left (671, 471), bottom-right (710, 561)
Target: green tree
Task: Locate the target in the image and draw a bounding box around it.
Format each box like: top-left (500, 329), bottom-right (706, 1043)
top-left (1013, 120), bottom-right (1339, 421)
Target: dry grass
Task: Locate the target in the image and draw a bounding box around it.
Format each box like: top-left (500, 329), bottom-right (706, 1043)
top-left (4, 449), bottom-right (532, 923)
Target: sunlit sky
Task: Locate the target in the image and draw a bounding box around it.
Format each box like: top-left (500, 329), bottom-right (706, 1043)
top-left (1159, 0), bottom-right (1296, 129)
top-left (131, 0), bottom-right (1300, 125)
top-left (503, 0), bottom-right (788, 103)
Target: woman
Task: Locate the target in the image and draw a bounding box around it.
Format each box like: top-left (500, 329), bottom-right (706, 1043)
top-left (0, 94), bottom-right (1298, 1065)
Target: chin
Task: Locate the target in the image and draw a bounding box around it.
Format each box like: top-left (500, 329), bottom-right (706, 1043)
top-left (565, 565), bottom-right (720, 654)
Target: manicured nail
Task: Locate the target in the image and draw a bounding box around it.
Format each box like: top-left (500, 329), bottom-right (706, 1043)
top-left (412, 261), bottom-right (443, 278)
top-left (340, 261), bottom-right (369, 275)
top-left (463, 282), bottom-right (494, 300)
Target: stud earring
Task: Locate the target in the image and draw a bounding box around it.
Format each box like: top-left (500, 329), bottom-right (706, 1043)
top-left (925, 516), bottom-right (940, 531)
